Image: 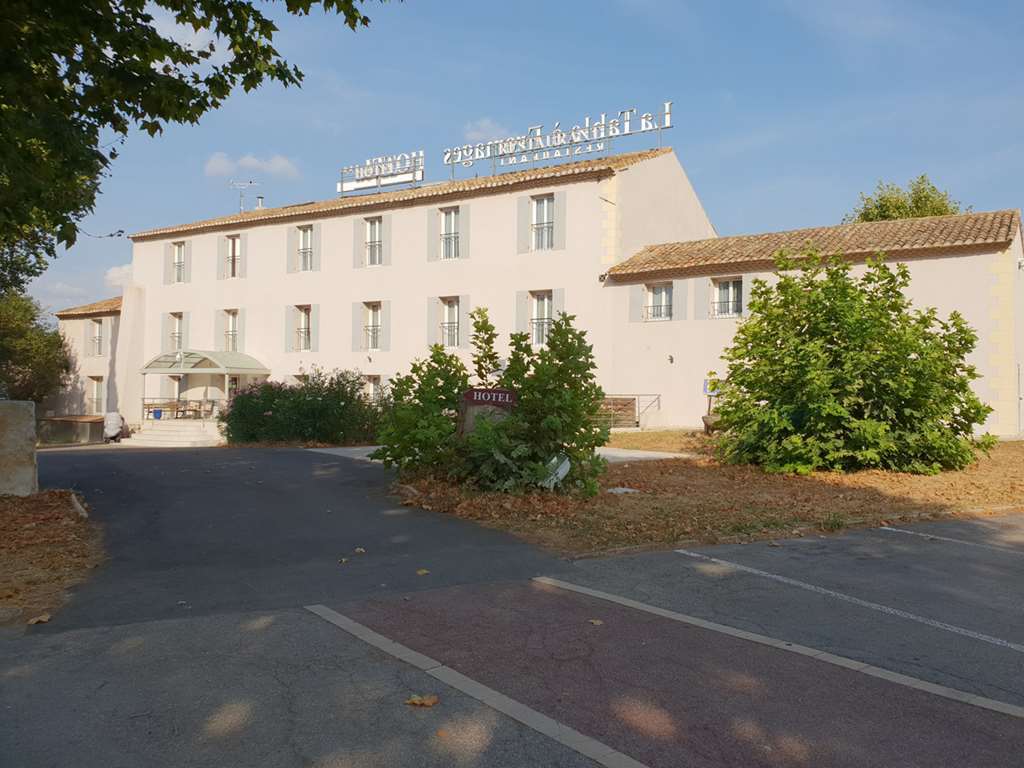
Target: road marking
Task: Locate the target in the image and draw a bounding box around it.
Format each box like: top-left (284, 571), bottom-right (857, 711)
top-left (304, 604), bottom-right (649, 768)
top-left (879, 526), bottom-right (1024, 556)
top-left (533, 577), bottom-right (1024, 720)
top-left (674, 549), bottom-right (1024, 655)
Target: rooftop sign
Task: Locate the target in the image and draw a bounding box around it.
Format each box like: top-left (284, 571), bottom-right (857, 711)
top-left (443, 101), bottom-right (672, 170)
top-left (338, 150), bottom-right (424, 194)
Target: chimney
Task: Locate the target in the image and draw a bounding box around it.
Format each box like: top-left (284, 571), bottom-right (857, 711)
top-left (255, 195), bottom-right (264, 209)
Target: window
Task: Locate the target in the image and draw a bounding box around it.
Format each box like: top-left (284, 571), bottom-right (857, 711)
top-left (226, 235), bottom-right (241, 278)
top-left (228, 376), bottom-right (239, 399)
top-left (170, 313), bottom-right (183, 351)
top-left (532, 194), bottom-right (554, 251)
top-left (172, 242), bottom-right (186, 283)
top-left (88, 377), bottom-right (103, 415)
top-left (365, 217), bottom-right (382, 266)
top-left (530, 291), bottom-right (553, 346)
top-left (296, 306), bottom-right (312, 351)
top-left (298, 226), bottom-right (313, 272)
top-left (440, 297), bottom-right (459, 348)
top-left (645, 283), bottom-right (673, 321)
top-left (364, 302), bottom-right (381, 350)
top-left (711, 278), bottom-right (743, 318)
top-left (225, 310), bottom-right (238, 352)
top-left (440, 207), bottom-right (459, 260)
top-left (363, 375), bottom-right (382, 402)
top-left (90, 318), bottom-right (104, 356)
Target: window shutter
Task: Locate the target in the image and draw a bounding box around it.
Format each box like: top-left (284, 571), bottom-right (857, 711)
top-left (284, 306), bottom-right (295, 352)
top-left (553, 191), bottom-right (567, 250)
top-left (741, 274), bottom-right (759, 317)
top-left (181, 312), bottom-right (191, 350)
top-left (516, 197), bottom-right (530, 254)
top-left (238, 234), bottom-right (248, 278)
top-left (217, 237), bottom-right (227, 280)
top-left (628, 285), bottom-right (644, 322)
top-left (163, 243), bottom-right (173, 285)
top-left (310, 304), bottom-right (320, 352)
top-left (352, 221), bottom-right (363, 268)
top-left (459, 205), bottom-right (470, 259)
top-left (671, 279), bottom-right (687, 321)
top-left (427, 297), bottom-right (440, 347)
top-left (351, 303), bottom-right (363, 352)
top-left (101, 317), bottom-right (111, 356)
top-left (98, 378), bottom-right (107, 413)
top-left (286, 227), bottom-right (298, 273)
top-left (458, 295), bottom-right (470, 348)
top-left (184, 241), bottom-right (193, 283)
top-left (694, 279), bottom-right (709, 320)
top-left (381, 215), bottom-right (392, 266)
top-left (514, 291), bottom-right (529, 333)
top-left (312, 223), bottom-right (323, 271)
top-left (83, 321), bottom-right (91, 357)
top-left (380, 300), bottom-right (392, 352)
top-left (552, 288), bottom-right (565, 317)
top-left (237, 309), bottom-right (246, 352)
top-left (426, 209), bottom-right (439, 262)
top-left (214, 310), bottom-right (225, 352)
top-left (160, 314), bottom-right (170, 353)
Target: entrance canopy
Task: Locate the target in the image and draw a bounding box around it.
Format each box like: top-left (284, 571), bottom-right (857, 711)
top-left (140, 350), bottom-right (270, 376)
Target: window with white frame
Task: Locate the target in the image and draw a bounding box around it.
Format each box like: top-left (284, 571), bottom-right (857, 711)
top-left (88, 376), bottom-right (103, 415)
top-left (531, 194), bottom-right (554, 251)
top-left (645, 283), bottom-right (673, 321)
top-left (365, 217), bottom-right (382, 266)
top-left (170, 313), bottom-right (183, 351)
top-left (363, 375), bottom-right (382, 402)
top-left (298, 226), bottom-right (313, 271)
top-left (90, 318), bottom-right (104, 356)
top-left (226, 235), bottom-right (241, 277)
top-left (440, 207), bottom-right (459, 260)
top-left (172, 241), bottom-right (186, 283)
top-left (364, 302), bottom-right (381, 350)
top-left (440, 297), bottom-right (459, 348)
top-left (711, 278), bottom-right (743, 318)
top-left (296, 305), bottom-right (312, 351)
top-left (530, 290), bottom-right (553, 346)
top-left (225, 309), bottom-right (238, 352)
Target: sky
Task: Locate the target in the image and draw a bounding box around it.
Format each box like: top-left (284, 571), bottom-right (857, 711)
top-left (29, 0), bottom-right (1024, 314)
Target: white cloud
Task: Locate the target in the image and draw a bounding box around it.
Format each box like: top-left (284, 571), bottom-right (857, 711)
top-left (105, 263), bottom-right (133, 290)
top-left (204, 152), bottom-right (300, 179)
top-left (150, 7), bottom-right (231, 67)
top-left (48, 282), bottom-right (88, 299)
top-left (463, 117), bottom-right (509, 143)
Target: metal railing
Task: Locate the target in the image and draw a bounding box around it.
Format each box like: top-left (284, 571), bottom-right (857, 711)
top-left (88, 397), bottom-right (103, 415)
top-left (295, 327), bottom-right (311, 351)
top-left (440, 321), bottom-right (459, 348)
top-left (643, 304), bottom-right (672, 321)
top-left (298, 247), bottom-right (313, 271)
top-left (225, 256), bottom-right (240, 277)
top-left (365, 324), bottom-right (381, 350)
top-left (224, 330), bottom-right (238, 352)
top-left (532, 222), bottom-right (554, 250)
top-left (173, 262), bottom-right (185, 282)
top-left (169, 331), bottom-right (182, 351)
top-left (89, 335), bottom-right (104, 356)
top-left (366, 240), bottom-right (383, 266)
top-left (710, 300), bottom-right (743, 318)
top-left (530, 317), bottom-right (553, 346)
top-left (441, 232), bottom-right (459, 260)
top-left (596, 394), bottom-right (662, 428)
top-left (142, 397), bottom-right (225, 421)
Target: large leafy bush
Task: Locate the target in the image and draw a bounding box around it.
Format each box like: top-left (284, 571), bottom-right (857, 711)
top-left (711, 252), bottom-right (993, 474)
top-left (220, 367), bottom-right (382, 444)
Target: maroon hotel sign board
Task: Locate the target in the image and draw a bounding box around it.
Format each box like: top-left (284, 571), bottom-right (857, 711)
top-left (462, 388), bottom-right (517, 409)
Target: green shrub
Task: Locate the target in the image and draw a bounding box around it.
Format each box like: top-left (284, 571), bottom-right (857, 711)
top-left (220, 367), bottom-right (381, 444)
top-left (711, 251), bottom-right (994, 474)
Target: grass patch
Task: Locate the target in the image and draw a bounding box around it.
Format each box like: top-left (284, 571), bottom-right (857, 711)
top-left (606, 429), bottom-right (713, 455)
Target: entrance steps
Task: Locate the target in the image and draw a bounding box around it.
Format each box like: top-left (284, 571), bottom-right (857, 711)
top-left (124, 419), bottom-right (225, 448)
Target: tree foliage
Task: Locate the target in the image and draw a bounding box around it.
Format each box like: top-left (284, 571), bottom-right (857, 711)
top-left (0, 0), bottom-right (378, 291)
top-left (844, 175), bottom-right (966, 223)
top-left (0, 292), bottom-right (71, 402)
top-left (710, 252), bottom-right (993, 475)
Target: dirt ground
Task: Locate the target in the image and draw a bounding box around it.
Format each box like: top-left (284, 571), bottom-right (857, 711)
top-left (606, 429), bottom-right (714, 455)
top-left (0, 491), bottom-right (104, 626)
top-left (401, 439), bottom-right (1024, 555)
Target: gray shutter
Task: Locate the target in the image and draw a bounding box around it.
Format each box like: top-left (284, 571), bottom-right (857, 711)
top-left (238, 233), bottom-right (248, 278)
top-left (237, 309), bottom-right (246, 352)
top-left (99, 377), bottom-right (107, 413)
top-left (183, 241), bottom-right (193, 283)
top-left (310, 304), bottom-right (320, 352)
top-left (426, 209), bottom-right (439, 262)
top-left (82, 321), bottom-right (91, 358)
top-left (380, 300), bottom-right (392, 352)
top-left (694, 278), bottom-right (709, 320)
top-left (514, 291), bottom-right (529, 333)
top-left (180, 312), bottom-right (191, 349)
top-left (628, 285), bottom-right (645, 322)
top-left (163, 243), bottom-right (173, 285)
top-left (102, 317), bottom-right (111, 356)
top-left (352, 220), bottom-right (363, 268)
top-left (160, 314), bottom-right (170, 353)
top-left (382, 215), bottom-right (392, 266)
top-left (214, 310), bottom-right (225, 352)
top-left (351, 303), bottom-right (363, 351)
top-left (459, 205), bottom-right (470, 259)
top-left (553, 191), bottom-right (567, 250)
top-left (741, 274), bottom-right (758, 317)
top-left (552, 288), bottom-right (565, 317)
top-left (458, 295), bottom-right (470, 347)
top-left (286, 227), bottom-right (298, 273)
top-left (284, 306), bottom-right (295, 352)
top-left (671, 279), bottom-right (688, 321)
top-left (516, 197), bottom-right (530, 254)
top-left (217, 237), bottom-right (227, 280)
top-left (427, 297), bottom-right (440, 346)
top-left (312, 223), bottom-right (323, 271)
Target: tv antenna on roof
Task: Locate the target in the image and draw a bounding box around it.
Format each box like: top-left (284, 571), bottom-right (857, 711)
top-left (228, 179), bottom-right (260, 213)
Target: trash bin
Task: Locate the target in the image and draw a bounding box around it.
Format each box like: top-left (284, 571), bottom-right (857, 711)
top-left (154, 408), bottom-right (162, 420)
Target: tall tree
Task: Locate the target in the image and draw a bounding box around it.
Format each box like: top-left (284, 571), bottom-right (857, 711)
top-left (0, 0), bottom-right (381, 292)
top-left (844, 175), bottom-right (967, 223)
top-left (0, 292), bottom-right (72, 402)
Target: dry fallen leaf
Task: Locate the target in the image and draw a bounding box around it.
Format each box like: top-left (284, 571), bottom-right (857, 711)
top-left (405, 694), bottom-right (439, 707)
top-left (338, 558), bottom-right (349, 564)
top-left (588, 619), bottom-right (604, 626)
top-left (416, 568), bottom-right (430, 576)
top-left (354, 547), bottom-right (366, 554)
top-left (27, 613), bottom-right (50, 625)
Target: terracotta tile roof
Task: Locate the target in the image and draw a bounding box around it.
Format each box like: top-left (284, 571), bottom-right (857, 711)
top-left (54, 296), bottom-right (122, 319)
top-left (608, 209), bottom-right (1021, 279)
top-left (131, 148), bottom-right (673, 241)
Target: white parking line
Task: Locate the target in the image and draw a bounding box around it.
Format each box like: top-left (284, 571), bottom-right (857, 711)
top-left (675, 549), bottom-right (1024, 654)
top-left (304, 604), bottom-right (648, 768)
top-left (879, 526), bottom-right (1024, 556)
top-left (534, 576), bottom-right (1024, 720)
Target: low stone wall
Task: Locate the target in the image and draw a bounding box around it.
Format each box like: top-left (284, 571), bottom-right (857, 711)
top-left (0, 401), bottom-right (39, 496)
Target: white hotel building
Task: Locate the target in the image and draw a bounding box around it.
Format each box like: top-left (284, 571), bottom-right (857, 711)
top-left (53, 147), bottom-right (1024, 443)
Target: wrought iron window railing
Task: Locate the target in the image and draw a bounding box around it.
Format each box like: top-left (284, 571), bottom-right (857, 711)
top-left (225, 256), bottom-right (240, 277)
top-left (532, 222), bottom-right (554, 250)
top-left (440, 232), bottom-right (459, 260)
top-left (224, 330), bottom-right (238, 352)
top-left (298, 247), bottom-right (313, 271)
top-left (89, 335), bottom-right (104, 356)
top-left (169, 331), bottom-right (182, 351)
top-left (366, 240), bottom-right (383, 266)
top-left (643, 304), bottom-right (672, 321)
top-left (88, 397), bottom-right (103, 415)
top-left (365, 324), bottom-right (381, 350)
top-left (440, 321), bottom-right (459, 348)
top-left (295, 327), bottom-right (311, 351)
top-left (710, 300), bottom-right (743, 318)
top-left (173, 262), bottom-right (185, 282)
top-left (530, 317), bottom-right (553, 346)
